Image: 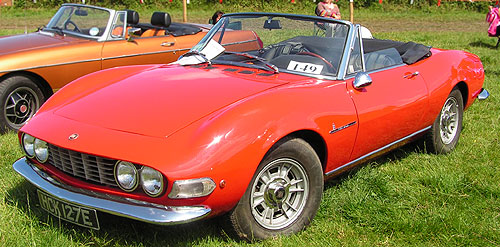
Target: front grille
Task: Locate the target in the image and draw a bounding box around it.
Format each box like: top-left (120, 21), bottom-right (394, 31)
top-left (48, 144), bottom-right (118, 187)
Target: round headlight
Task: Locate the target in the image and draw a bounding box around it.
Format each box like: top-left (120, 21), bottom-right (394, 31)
top-left (34, 138), bottom-right (49, 163)
top-left (22, 133), bottom-right (35, 158)
top-left (140, 166), bottom-right (164, 197)
top-left (115, 161), bottom-right (138, 192)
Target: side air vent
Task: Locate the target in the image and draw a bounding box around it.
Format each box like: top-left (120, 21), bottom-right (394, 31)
top-left (238, 70), bottom-right (255, 74)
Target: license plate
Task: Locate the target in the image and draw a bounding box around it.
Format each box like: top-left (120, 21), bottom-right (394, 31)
top-left (37, 190), bottom-right (100, 230)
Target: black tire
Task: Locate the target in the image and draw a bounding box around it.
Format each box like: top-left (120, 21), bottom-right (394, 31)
top-left (0, 75), bottom-right (45, 133)
top-left (425, 88), bottom-right (464, 154)
top-left (224, 138), bottom-right (324, 241)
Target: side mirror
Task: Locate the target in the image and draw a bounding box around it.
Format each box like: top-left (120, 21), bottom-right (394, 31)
top-left (127, 27), bottom-right (141, 42)
top-left (353, 72), bottom-right (372, 89)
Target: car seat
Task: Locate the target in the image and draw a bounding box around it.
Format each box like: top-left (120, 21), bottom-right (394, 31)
top-left (141, 12), bottom-right (171, 37)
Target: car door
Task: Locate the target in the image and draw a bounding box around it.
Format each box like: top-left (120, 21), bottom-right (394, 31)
top-left (101, 34), bottom-right (181, 70)
top-left (345, 27), bottom-right (429, 161)
top-left (100, 10), bottom-right (188, 69)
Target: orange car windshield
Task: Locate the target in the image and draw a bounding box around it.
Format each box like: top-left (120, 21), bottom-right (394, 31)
top-left (46, 5), bottom-right (111, 39)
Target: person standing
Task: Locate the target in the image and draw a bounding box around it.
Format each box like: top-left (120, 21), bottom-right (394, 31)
top-left (315, 0), bottom-right (341, 19)
top-left (210, 11), bottom-right (225, 24)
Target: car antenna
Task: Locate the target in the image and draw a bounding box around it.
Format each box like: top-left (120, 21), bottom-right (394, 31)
top-left (24, 0), bottom-right (29, 34)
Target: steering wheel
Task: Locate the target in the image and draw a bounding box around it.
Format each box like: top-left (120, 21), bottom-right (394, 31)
top-left (260, 42), bottom-right (306, 61)
top-left (64, 20), bottom-right (81, 32)
top-left (297, 51), bottom-right (336, 72)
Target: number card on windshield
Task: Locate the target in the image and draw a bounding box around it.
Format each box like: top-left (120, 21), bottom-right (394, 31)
top-left (287, 60), bottom-right (323, 75)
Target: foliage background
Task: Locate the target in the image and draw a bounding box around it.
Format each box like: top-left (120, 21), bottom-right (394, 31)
top-left (5, 0), bottom-right (494, 12)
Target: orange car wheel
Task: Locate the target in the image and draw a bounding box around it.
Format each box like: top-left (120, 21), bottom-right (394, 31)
top-left (0, 75), bottom-right (45, 133)
top-left (225, 137), bottom-right (324, 241)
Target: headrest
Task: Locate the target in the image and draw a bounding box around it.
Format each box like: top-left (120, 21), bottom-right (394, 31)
top-left (126, 10), bottom-right (139, 25)
top-left (151, 12), bottom-right (171, 28)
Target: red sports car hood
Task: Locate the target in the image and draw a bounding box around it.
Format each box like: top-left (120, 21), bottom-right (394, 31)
top-left (53, 65), bottom-right (288, 138)
top-left (0, 32), bottom-right (80, 56)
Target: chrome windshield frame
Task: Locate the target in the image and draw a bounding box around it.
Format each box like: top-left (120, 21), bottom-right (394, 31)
top-left (187, 12), bottom-right (354, 80)
top-left (337, 24), bottom-right (361, 80)
top-left (45, 3), bottom-right (116, 42)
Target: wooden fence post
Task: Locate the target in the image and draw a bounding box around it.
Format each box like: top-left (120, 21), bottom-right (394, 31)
top-left (350, 0), bottom-right (354, 23)
top-left (183, 0), bottom-right (187, 22)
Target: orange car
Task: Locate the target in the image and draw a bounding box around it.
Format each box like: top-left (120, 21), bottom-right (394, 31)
top-left (0, 4), bottom-right (259, 132)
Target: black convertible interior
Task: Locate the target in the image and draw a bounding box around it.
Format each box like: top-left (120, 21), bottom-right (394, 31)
top-left (256, 36), bottom-right (431, 76)
top-left (259, 36), bottom-right (345, 75)
top-left (362, 38), bottom-right (432, 65)
top-left (125, 10), bottom-right (202, 37)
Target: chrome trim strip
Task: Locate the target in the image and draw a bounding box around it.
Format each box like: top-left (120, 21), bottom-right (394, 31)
top-left (343, 63), bottom-right (406, 80)
top-left (61, 3), bottom-right (113, 12)
top-left (222, 39), bottom-right (258, 46)
top-left (325, 126), bottom-right (432, 177)
top-left (38, 30), bottom-right (55, 37)
top-left (274, 69), bottom-right (338, 80)
top-left (329, 121), bottom-right (356, 134)
top-left (102, 49), bottom-right (189, 60)
top-left (359, 26), bottom-right (366, 72)
top-left (13, 158), bottom-right (211, 225)
top-left (223, 12), bottom-right (352, 26)
top-left (0, 58), bottom-right (102, 74)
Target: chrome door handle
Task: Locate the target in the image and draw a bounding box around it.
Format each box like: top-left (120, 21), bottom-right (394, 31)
top-left (403, 71), bottom-right (419, 79)
top-left (161, 42), bottom-right (175, 47)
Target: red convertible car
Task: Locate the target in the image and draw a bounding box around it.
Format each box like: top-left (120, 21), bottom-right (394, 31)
top-left (13, 13), bottom-right (488, 240)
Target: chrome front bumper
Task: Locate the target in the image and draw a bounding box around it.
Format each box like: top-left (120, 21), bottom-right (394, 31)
top-left (13, 158), bottom-right (211, 225)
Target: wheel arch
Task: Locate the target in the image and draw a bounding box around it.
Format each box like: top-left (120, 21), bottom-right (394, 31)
top-left (265, 129), bottom-right (327, 173)
top-left (454, 81), bottom-right (468, 108)
top-left (0, 71), bottom-right (53, 99)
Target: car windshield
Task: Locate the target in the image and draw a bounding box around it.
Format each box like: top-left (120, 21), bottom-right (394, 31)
top-left (45, 5), bottom-right (111, 39)
top-left (180, 13), bottom-right (350, 78)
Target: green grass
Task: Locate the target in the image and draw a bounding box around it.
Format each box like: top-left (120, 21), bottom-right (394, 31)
top-left (1, 7), bottom-right (500, 246)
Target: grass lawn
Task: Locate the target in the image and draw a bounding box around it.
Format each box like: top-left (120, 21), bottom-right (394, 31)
top-left (0, 6), bottom-right (499, 246)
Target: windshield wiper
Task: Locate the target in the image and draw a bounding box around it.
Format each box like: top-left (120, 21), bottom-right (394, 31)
top-left (223, 51), bottom-right (279, 74)
top-left (179, 50), bottom-right (211, 65)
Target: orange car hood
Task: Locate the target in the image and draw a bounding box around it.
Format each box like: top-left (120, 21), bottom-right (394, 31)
top-left (53, 65), bottom-right (289, 138)
top-left (0, 32), bottom-right (81, 56)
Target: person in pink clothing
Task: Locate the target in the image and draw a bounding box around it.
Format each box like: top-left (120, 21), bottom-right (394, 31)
top-left (486, 5), bottom-right (500, 37)
top-left (315, 0), bottom-right (341, 20)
